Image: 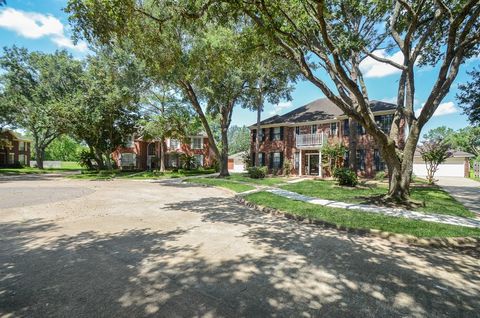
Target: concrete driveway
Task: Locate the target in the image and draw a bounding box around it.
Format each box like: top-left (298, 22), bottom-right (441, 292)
top-left (436, 177), bottom-right (480, 215)
top-left (0, 176), bottom-right (479, 317)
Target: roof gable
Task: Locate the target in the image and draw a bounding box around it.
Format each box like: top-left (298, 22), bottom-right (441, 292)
top-left (252, 98), bottom-right (397, 127)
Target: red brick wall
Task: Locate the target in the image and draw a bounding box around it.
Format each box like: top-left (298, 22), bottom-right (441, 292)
top-left (251, 117), bottom-right (405, 178)
top-left (113, 137), bottom-right (215, 170)
top-left (0, 131), bottom-right (31, 167)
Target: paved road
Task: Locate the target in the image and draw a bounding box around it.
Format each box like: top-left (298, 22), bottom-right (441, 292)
top-left (0, 176), bottom-right (479, 317)
top-left (436, 177), bottom-right (480, 215)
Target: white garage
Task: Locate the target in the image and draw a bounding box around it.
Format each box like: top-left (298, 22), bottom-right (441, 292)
top-left (413, 150), bottom-right (474, 178)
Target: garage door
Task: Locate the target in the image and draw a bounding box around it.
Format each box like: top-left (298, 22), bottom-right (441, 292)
top-left (413, 163), bottom-right (465, 177)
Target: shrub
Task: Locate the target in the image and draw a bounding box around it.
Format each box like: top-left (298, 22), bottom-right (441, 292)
top-left (333, 167), bottom-right (358, 187)
top-left (248, 166), bottom-right (267, 179)
top-left (78, 149), bottom-right (96, 170)
top-left (180, 154), bottom-right (196, 170)
top-left (374, 171), bottom-right (386, 181)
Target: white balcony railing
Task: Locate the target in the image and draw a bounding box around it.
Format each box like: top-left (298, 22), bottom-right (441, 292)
top-left (296, 133), bottom-right (325, 148)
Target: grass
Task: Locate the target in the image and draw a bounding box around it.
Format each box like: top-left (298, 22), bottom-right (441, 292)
top-left (69, 168), bottom-right (216, 180)
top-left (245, 192), bottom-right (480, 238)
top-left (280, 179), bottom-right (474, 218)
top-left (186, 177), bottom-right (255, 193)
top-left (0, 161), bottom-right (84, 175)
top-left (226, 173), bottom-right (288, 186)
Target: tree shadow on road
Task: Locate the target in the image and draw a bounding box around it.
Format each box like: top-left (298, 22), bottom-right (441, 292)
top-left (1, 196), bottom-right (479, 317)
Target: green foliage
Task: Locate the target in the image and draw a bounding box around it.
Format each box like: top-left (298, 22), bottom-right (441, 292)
top-left (457, 68), bottom-right (480, 126)
top-left (248, 166), bottom-right (267, 179)
top-left (78, 149), bottom-right (96, 170)
top-left (228, 125), bottom-right (250, 155)
top-left (0, 46), bottom-right (83, 167)
top-left (43, 135), bottom-right (86, 161)
top-left (332, 168), bottom-right (358, 187)
top-left (419, 140), bottom-right (453, 184)
top-left (375, 171), bottom-right (386, 181)
top-left (241, 152), bottom-right (253, 169)
top-left (68, 47), bottom-right (148, 169)
top-left (283, 160), bottom-right (291, 177)
top-left (180, 153), bottom-right (196, 170)
top-left (422, 126), bottom-right (455, 142)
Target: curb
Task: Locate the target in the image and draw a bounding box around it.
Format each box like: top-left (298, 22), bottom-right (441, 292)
top-left (234, 196), bottom-right (480, 250)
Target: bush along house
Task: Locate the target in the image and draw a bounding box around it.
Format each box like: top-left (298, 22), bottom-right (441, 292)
top-left (0, 129), bottom-right (31, 167)
top-left (112, 133), bottom-right (216, 170)
top-left (250, 98), bottom-right (405, 177)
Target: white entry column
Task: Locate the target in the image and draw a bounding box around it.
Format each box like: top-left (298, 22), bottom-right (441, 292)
top-left (319, 149), bottom-right (322, 178)
top-left (299, 150), bottom-right (302, 176)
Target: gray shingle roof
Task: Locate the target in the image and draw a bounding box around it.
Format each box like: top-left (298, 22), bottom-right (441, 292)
top-left (252, 98), bottom-right (396, 127)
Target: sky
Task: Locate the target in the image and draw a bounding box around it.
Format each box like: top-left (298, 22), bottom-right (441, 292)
top-left (0, 0), bottom-right (478, 136)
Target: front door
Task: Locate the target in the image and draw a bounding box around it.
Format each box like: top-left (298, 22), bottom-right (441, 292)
top-left (308, 154), bottom-right (319, 175)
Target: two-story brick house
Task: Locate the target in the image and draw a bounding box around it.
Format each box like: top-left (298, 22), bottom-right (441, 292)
top-left (250, 98), bottom-right (404, 177)
top-left (0, 129), bottom-right (31, 167)
top-left (112, 133), bottom-right (216, 170)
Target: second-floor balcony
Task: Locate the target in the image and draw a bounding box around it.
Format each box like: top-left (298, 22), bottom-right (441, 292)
top-left (296, 133), bottom-right (325, 148)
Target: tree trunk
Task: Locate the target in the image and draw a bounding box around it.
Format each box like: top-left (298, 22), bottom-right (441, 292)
top-left (255, 104), bottom-right (261, 167)
top-left (105, 153), bottom-right (113, 170)
top-left (159, 137), bottom-right (166, 172)
top-left (93, 148), bottom-right (106, 170)
top-left (35, 145), bottom-right (45, 170)
top-left (348, 118), bottom-right (357, 172)
top-left (219, 125), bottom-right (230, 177)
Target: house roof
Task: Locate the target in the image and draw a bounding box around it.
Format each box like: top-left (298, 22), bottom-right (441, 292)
top-left (414, 149), bottom-right (475, 158)
top-left (250, 98), bottom-right (396, 127)
top-left (1, 129), bottom-right (31, 142)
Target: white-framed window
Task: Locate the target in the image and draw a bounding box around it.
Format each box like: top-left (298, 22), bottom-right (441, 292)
top-left (295, 126), bottom-right (300, 135)
top-left (169, 139), bottom-right (180, 149)
top-left (8, 153), bottom-right (14, 164)
top-left (194, 154), bottom-right (204, 167)
top-left (18, 154), bottom-right (26, 165)
top-left (19, 141), bottom-right (25, 151)
top-left (258, 152), bottom-right (265, 166)
top-left (125, 135), bottom-right (134, 147)
top-left (311, 125), bottom-right (317, 134)
top-left (272, 127), bottom-right (281, 140)
top-left (191, 137), bottom-right (203, 149)
top-left (330, 122), bottom-right (338, 136)
top-left (168, 155), bottom-right (178, 167)
top-left (294, 151), bottom-right (300, 170)
top-left (273, 152), bottom-right (281, 169)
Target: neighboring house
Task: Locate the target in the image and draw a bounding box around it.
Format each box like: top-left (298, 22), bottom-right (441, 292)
top-left (112, 133), bottom-right (216, 170)
top-left (228, 152), bottom-right (247, 172)
top-left (0, 129), bottom-right (31, 167)
top-left (413, 150), bottom-right (474, 178)
top-left (250, 98), bottom-right (404, 177)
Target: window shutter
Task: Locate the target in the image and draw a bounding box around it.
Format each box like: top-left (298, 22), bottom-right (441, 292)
top-left (270, 128), bottom-right (274, 140)
top-left (252, 129), bottom-right (256, 142)
top-left (261, 153), bottom-right (266, 166)
top-left (280, 152), bottom-right (284, 167)
top-left (269, 153), bottom-right (274, 169)
top-left (261, 129), bottom-right (266, 141)
top-left (280, 127), bottom-right (284, 140)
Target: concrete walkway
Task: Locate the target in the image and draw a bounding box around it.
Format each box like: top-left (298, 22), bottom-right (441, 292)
top-left (436, 177), bottom-right (480, 216)
top-left (266, 188), bottom-right (480, 229)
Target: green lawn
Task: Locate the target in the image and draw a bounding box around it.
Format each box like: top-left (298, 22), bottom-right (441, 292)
top-left (0, 161), bottom-right (84, 175)
top-left (245, 192), bottom-right (480, 238)
top-left (185, 177), bottom-right (255, 193)
top-left (226, 173), bottom-right (288, 186)
top-left (280, 179), bottom-right (474, 218)
top-left (69, 168), bottom-right (216, 180)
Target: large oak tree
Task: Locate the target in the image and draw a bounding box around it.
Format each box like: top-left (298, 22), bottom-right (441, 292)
top-left (66, 0), bottom-right (297, 176)
top-left (210, 0), bottom-right (480, 200)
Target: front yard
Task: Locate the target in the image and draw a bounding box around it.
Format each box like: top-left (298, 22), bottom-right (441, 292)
top-left (245, 192), bottom-right (480, 238)
top-left (0, 161), bottom-right (83, 174)
top-left (280, 179), bottom-right (474, 218)
top-left (69, 168), bottom-right (216, 180)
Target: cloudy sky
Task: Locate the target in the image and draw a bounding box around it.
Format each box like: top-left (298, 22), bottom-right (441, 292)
top-left (0, 0), bottom-right (476, 134)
